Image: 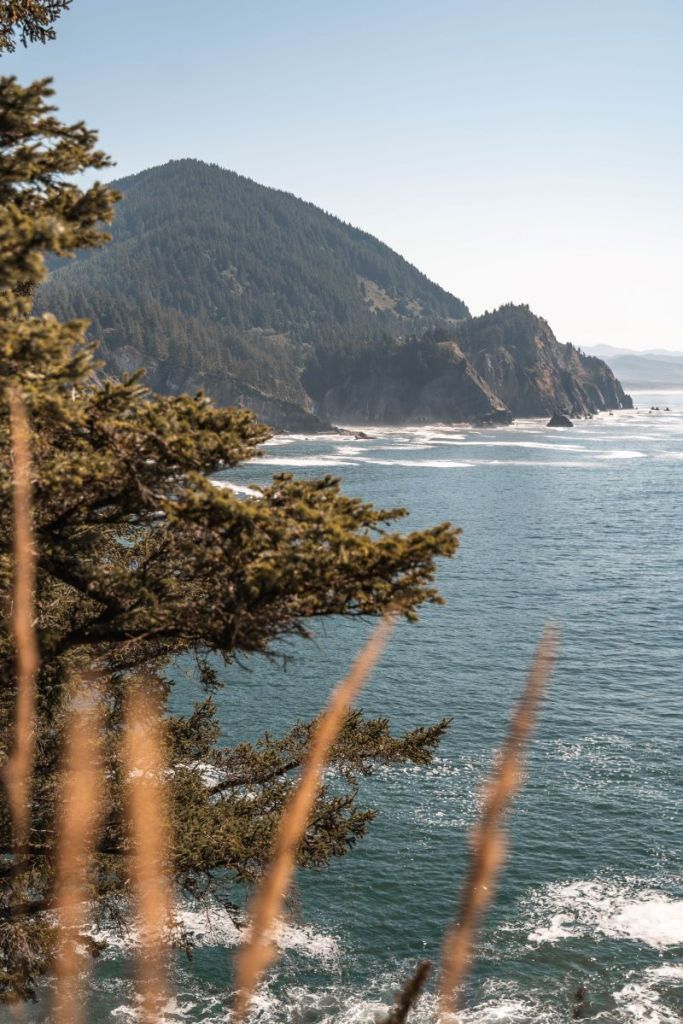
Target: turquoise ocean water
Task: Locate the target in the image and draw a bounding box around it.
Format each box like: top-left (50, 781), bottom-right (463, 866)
top-left (30, 392), bottom-right (683, 1022)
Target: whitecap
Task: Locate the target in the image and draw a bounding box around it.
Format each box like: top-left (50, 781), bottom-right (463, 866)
top-left (89, 900), bottom-right (340, 966)
top-left (111, 995), bottom-right (201, 1022)
top-left (595, 450), bottom-right (646, 460)
top-left (527, 912), bottom-right (576, 944)
top-left (470, 459), bottom-right (599, 468)
top-left (458, 998), bottom-right (549, 1024)
top-left (280, 432), bottom-right (349, 442)
top-left (608, 897), bottom-right (683, 948)
top-left (211, 480), bottom-right (262, 497)
top-left (371, 443), bottom-right (435, 451)
top-left (648, 964), bottom-right (683, 981)
top-left (525, 878), bottom-right (683, 950)
top-left (176, 907), bottom-right (340, 962)
top-left (426, 436), bottom-right (468, 444)
top-left (252, 456), bottom-right (358, 467)
top-left (354, 457), bottom-right (472, 468)
top-left (428, 440), bottom-right (588, 451)
top-left (613, 967), bottom-right (683, 1024)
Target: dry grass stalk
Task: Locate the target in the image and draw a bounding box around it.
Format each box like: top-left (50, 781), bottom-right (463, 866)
top-left (4, 389), bottom-right (40, 859)
top-left (233, 616), bottom-right (394, 1022)
top-left (123, 690), bottom-right (173, 1024)
top-left (53, 679), bottom-right (104, 1024)
top-left (438, 625), bottom-right (558, 1020)
top-left (387, 959), bottom-right (433, 1024)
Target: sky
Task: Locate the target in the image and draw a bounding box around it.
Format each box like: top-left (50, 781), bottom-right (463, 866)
top-left (5, 0), bottom-right (682, 351)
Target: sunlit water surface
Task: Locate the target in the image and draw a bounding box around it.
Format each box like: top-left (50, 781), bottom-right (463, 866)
top-left (32, 393), bottom-right (683, 1023)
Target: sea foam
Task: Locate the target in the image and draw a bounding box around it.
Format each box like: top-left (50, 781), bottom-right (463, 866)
top-left (526, 878), bottom-right (683, 950)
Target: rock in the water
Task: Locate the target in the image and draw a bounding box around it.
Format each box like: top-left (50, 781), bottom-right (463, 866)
top-left (474, 409), bottom-right (514, 426)
top-left (547, 412), bottom-right (574, 427)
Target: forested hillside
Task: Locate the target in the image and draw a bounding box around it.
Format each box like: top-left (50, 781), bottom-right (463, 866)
top-left (37, 159), bottom-right (469, 420)
top-left (37, 159), bottom-right (631, 427)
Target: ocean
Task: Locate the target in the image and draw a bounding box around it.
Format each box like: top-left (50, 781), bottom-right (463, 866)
top-left (33, 391), bottom-right (683, 1022)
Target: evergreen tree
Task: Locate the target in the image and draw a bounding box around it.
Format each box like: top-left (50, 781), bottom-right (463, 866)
top-left (0, 74), bottom-right (459, 1000)
top-left (0, 0), bottom-right (71, 53)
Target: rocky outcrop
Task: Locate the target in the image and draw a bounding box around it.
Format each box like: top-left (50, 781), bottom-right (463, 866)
top-left (452, 305), bottom-right (632, 418)
top-left (306, 306), bottom-right (630, 427)
top-left (104, 306), bottom-right (631, 431)
top-left (547, 412), bottom-right (574, 427)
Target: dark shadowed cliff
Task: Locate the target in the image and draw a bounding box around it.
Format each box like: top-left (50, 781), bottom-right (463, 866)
top-left (36, 159), bottom-right (631, 428)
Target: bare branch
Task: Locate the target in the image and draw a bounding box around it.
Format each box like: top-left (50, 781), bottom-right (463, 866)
top-left (387, 960), bottom-right (433, 1024)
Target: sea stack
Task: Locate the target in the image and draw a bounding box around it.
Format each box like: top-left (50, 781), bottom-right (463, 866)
top-left (547, 412), bottom-right (574, 427)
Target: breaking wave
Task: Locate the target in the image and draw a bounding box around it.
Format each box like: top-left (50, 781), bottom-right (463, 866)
top-left (524, 877), bottom-right (683, 950)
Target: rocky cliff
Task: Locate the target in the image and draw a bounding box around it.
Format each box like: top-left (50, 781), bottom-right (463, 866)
top-left (453, 305), bottom-right (632, 418)
top-left (308, 336), bottom-right (512, 425)
top-left (306, 306), bottom-right (631, 425)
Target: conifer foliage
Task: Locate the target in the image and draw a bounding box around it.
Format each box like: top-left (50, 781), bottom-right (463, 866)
top-left (0, 19), bottom-right (459, 1003)
top-left (0, 0), bottom-right (71, 53)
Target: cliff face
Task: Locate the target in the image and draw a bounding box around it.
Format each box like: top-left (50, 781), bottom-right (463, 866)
top-left (453, 305), bottom-right (632, 417)
top-left (108, 344), bottom-right (332, 433)
top-left (311, 339), bottom-right (511, 425)
top-left (306, 307), bottom-right (631, 426)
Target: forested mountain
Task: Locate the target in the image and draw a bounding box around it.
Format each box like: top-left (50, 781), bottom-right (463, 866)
top-left (37, 159), bottom-right (631, 427)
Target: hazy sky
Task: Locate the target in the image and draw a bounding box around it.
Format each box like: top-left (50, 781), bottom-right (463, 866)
top-left (5, 0), bottom-right (682, 351)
